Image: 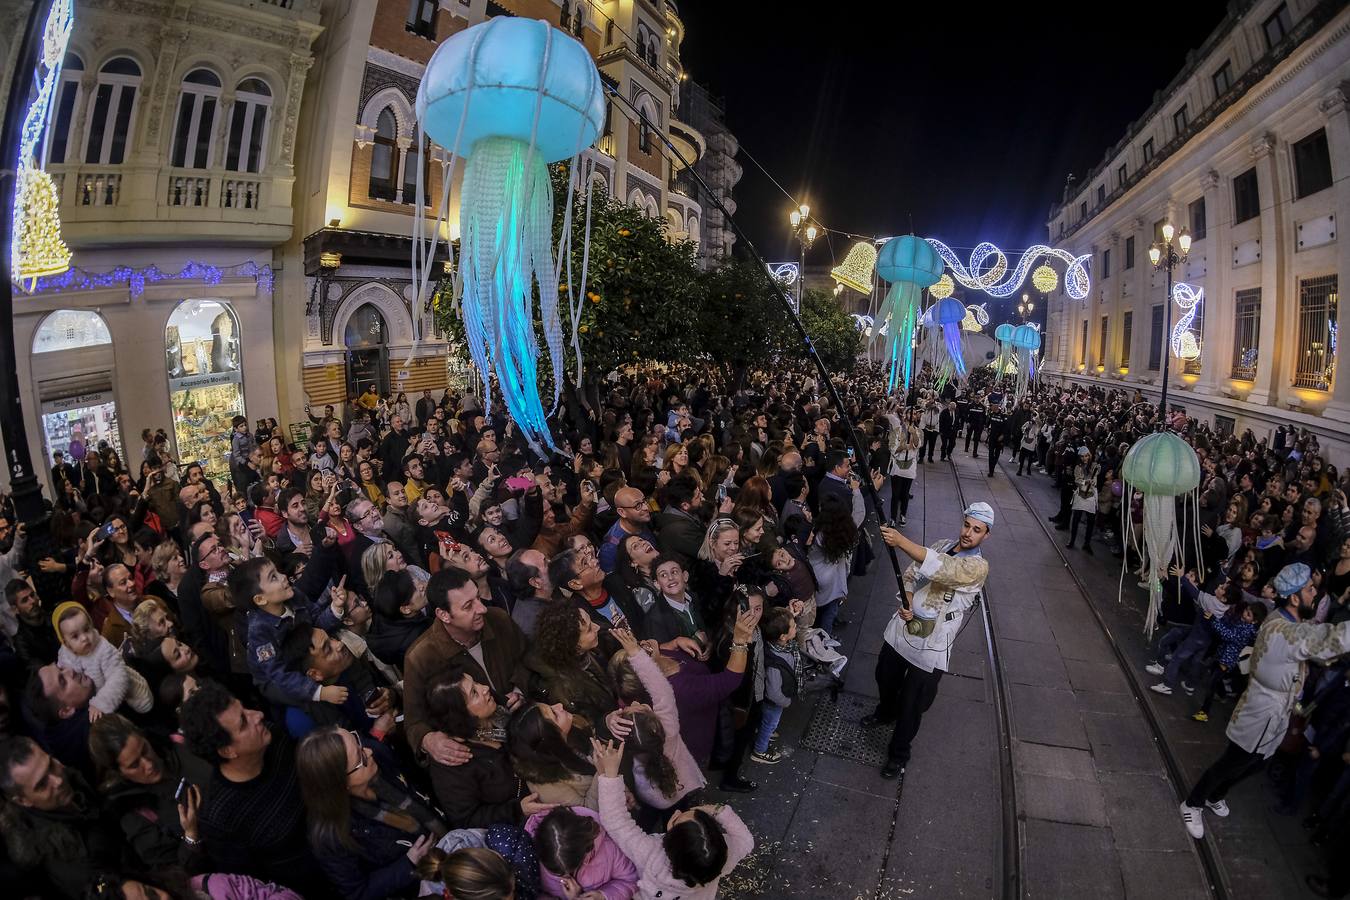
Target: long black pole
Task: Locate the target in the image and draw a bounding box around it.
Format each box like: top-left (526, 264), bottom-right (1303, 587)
top-left (1159, 252), bottom-right (1173, 426)
top-left (0, 0), bottom-right (49, 521)
top-left (602, 83), bottom-right (905, 585)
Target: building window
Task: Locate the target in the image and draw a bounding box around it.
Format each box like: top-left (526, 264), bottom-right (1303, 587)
top-left (1233, 166), bottom-right (1260, 223)
top-left (1121, 311), bottom-right (1133, 368)
top-left (407, 0), bottom-right (436, 39)
top-left (1148, 305), bottom-right (1164, 371)
top-left (605, 20), bottom-right (614, 45)
top-left (1189, 197), bottom-right (1206, 241)
top-left (401, 137), bottom-right (429, 206)
top-left (1172, 105), bottom-right (1188, 135)
top-left (1142, 138), bottom-right (1154, 163)
top-left (1097, 184), bottom-right (1106, 207)
top-left (1079, 200), bottom-right (1087, 221)
top-left (1182, 296), bottom-right (1204, 375)
top-left (1231, 288), bottom-right (1259, 381)
top-left (1293, 128), bottom-right (1333, 199)
top-left (166, 300), bottom-right (245, 485)
top-left (1124, 236), bottom-right (1135, 269)
top-left (1293, 275), bottom-right (1338, 391)
top-left (1080, 320), bottom-right (1089, 366)
top-left (44, 52), bottom-right (82, 165)
top-left (33, 309), bottom-right (112, 354)
top-left (1263, 3), bottom-right (1292, 50)
top-left (225, 79), bottom-right (271, 173)
top-left (170, 68), bottom-right (222, 170)
top-left (560, 0), bottom-right (571, 29)
top-left (1212, 60), bottom-right (1232, 97)
top-left (368, 108), bottom-right (398, 201)
top-left (1102, 248), bottom-right (1111, 278)
top-left (638, 119), bottom-right (651, 154)
top-left (85, 57), bottom-right (141, 165)
top-left (1117, 163), bottom-right (1128, 187)
top-left (1099, 316), bottom-right (1109, 364)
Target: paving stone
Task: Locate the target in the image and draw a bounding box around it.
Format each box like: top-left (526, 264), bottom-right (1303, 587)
top-left (1017, 771), bottom-right (1110, 826)
top-left (1010, 683), bottom-right (1090, 749)
top-left (1098, 771), bottom-right (1196, 851)
top-left (1115, 849), bottom-right (1213, 900)
top-left (1081, 711), bottom-right (1163, 773)
top-left (998, 637), bottom-right (1071, 686)
top-left (1022, 819), bottom-right (1126, 899)
top-left (1065, 656), bottom-right (1133, 694)
top-left (1015, 740), bottom-right (1098, 780)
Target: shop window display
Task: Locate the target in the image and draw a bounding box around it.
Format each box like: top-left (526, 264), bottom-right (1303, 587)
top-left (165, 299), bottom-right (245, 484)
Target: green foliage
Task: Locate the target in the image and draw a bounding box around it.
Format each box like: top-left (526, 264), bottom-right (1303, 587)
top-left (798, 288), bottom-right (863, 374)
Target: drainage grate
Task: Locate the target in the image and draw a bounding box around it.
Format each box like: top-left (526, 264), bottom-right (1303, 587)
top-left (798, 690), bottom-right (891, 766)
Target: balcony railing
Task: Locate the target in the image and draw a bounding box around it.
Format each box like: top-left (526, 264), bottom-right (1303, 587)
top-left (168, 174), bottom-right (211, 207)
top-left (68, 171), bottom-right (121, 207)
top-left (595, 133), bottom-right (617, 157)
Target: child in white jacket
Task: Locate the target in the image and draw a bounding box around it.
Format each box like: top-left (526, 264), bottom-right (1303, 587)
top-left (53, 601), bottom-right (153, 719)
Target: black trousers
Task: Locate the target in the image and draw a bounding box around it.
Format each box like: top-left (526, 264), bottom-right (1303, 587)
top-left (1054, 483), bottom-right (1073, 523)
top-left (940, 432), bottom-right (956, 459)
top-left (872, 643), bottom-right (944, 766)
top-left (1016, 447), bottom-right (1035, 474)
top-left (922, 430), bottom-right (938, 462)
top-left (889, 474), bottom-right (914, 520)
top-left (986, 440), bottom-right (1003, 476)
top-left (716, 698), bottom-right (764, 781)
top-left (1069, 510), bottom-right (1096, 544)
top-left (1186, 739), bottom-right (1265, 807)
top-left (965, 425), bottom-right (984, 453)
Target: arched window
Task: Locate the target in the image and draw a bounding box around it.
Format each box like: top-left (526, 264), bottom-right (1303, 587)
top-left (345, 304), bottom-right (387, 347)
top-left (605, 20), bottom-right (614, 46)
top-left (165, 300), bottom-right (245, 484)
top-left (369, 108), bottom-right (398, 201)
top-left (44, 53), bottom-right (83, 165)
top-left (560, 0), bottom-right (572, 30)
top-left (170, 68), bottom-right (222, 169)
top-left (688, 215), bottom-right (700, 245)
top-left (33, 309), bottom-right (112, 354)
top-left (648, 36), bottom-right (660, 67)
top-left (226, 78), bottom-right (271, 173)
top-left (85, 57), bottom-right (141, 165)
top-left (402, 136), bottom-right (428, 206)
top-left (636, 24), bottom-right (650, 59)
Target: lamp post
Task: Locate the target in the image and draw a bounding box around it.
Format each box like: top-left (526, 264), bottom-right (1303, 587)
top-left (1017, 293), bottom-right (1035, 321)
top-left (1149, 221), bottom-right (1192, 426)
top-left (788, 203), bottom-right (818, 313)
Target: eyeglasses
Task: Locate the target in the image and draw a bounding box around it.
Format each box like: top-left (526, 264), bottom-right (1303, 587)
top-left (357, 507), bottom-right (379, 521)
top-left (345, 730), bottom-right (369, 774)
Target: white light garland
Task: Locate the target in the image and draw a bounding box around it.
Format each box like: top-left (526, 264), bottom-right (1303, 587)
top-left (925, 239), bottom-right (1091, 300)
top-left (767, 262), bottom-right (799, 287)
top-left (929, 273), bottom-right (955, 299)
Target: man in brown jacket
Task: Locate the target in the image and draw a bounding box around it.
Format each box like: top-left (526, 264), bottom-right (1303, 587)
top-left (404, 566), bottom-right (531, 767)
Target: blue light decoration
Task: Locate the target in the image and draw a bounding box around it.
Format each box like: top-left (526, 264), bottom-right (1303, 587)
top-left (12, 0), bottom-right (74, 289)
top-left (875, 235), bottom-right (944, 394)
top-left (993, 322), bottom-right (1015, 375)
top-left (29, 260), bottom-right (275, 297)
top-left (767, 262), bottom-right (800, 287)
top-left (932, 296), bottom-right (969, 390)
top-left (926, 240), bottom-right (1092, 301)
top-left (1169, 282), bottom-right (1203, 361)
top-left (1011, 323), bottom-right (1042, 400)
top-left (416, 17), bottom-right (604, 457)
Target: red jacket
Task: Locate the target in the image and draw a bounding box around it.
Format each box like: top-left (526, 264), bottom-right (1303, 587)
top-left (256, 506), bottom-right (285, 539)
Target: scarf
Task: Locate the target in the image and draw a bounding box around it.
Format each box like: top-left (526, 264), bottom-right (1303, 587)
top-left (350, 774), bottom-right (447, 839)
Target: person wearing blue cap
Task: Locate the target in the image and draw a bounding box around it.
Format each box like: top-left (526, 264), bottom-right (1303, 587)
top-left (1179, 561), bottom-right (1350, 842)
top-left (863, 502), bottom-right (994, 779)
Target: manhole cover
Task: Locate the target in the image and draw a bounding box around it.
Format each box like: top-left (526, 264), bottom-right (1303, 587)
top-left (799, 689), bottom-right (891, 766)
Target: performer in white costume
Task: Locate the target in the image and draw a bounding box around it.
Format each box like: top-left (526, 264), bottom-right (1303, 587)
top-left (863, 502), bottom-right (994, 779)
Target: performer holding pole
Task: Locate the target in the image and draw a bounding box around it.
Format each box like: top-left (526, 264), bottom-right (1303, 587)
top-left (862, 502), bottom-right (995, 779)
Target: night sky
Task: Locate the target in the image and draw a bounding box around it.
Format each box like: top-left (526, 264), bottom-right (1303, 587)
top-left (678, 2), bottom-right (1229, 272)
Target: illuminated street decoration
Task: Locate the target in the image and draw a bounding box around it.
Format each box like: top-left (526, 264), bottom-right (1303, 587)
top-left (1170, 282), bottom-right (1203, 360)
top-left (929, 273), bottom-right (955, 299)
top-left (767, 262), bottom-right (799, 287)
top-left (417, 17), bottom-right (604, 456)
top-left (851, 313), bottom-right (873, 332)
top-left (926, 239), bottom-right (1091, 300)
top-left (876, 235), bottom-right (944, 393)
top-left (962, 302), bottom-right (989, 332)
top-left (830, 241), bottom-right (877, 294)
top-left (1031, 264), bottom-right (1058, 294)
top-left (30, 260), bottom-right (276, 297)
top-left (12, 0), bottom-right (74, 290)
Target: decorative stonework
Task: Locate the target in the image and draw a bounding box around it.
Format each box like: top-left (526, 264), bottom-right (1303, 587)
top-left (1250, 132), bottom-right (1276, 160)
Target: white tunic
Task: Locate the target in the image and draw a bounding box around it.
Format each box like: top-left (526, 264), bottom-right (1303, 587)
top-left (1070, 463), bottom-right (1099, 514)
top-left (883, 540), bottom-right (989, 673)
top-left (1227, 611), bottom-right (1350, 757)
top-left (885, 413), bottom-right (919, 479)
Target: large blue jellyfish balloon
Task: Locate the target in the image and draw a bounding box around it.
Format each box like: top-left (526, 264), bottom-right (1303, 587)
top-left (1011, 323), bottom-right (1042, 399)
top-left (417, 18), bottom-right (605, 456)
top-left (876, 236), bottom-right (944, 394)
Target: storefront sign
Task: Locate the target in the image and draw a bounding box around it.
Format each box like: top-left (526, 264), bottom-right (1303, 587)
top-left (168, 371), bottom-right (241, 392)
top-left (43, 391), bottom-right (111, 413)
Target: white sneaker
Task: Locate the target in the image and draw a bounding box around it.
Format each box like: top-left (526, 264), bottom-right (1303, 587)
top-left (1205, 799), bottom-right (1229, 817)
top-left (1145, 663), bottom-right (1165, 676)
top-left (1180, 803), bottom-right (1205, 839)
top-left (1149, 683), bottom-right (1173, 695)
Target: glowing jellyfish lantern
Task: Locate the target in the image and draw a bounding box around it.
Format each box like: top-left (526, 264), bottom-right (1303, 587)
top-left (1010, 323), bottom-right (1042, 400)
top-left (993, 322), bottom-right (1015, 375)
top-left (876, 235), bottom-right (944, 394)
top-left (831, 241), bottom-right (878, 295)
top-left (416, 18), bottom-right (605, 456)
top-left (932, 296), bottom-right (970, 389)
top-left (1120, 432), bottom-right (1201, 638)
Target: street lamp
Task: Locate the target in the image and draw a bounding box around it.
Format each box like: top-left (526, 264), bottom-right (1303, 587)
top-left (1017, 293), bottom-right (1035, 320)
top-left (788, 203), bottom-right (818, 312)
top-left (1149, 220), bottom-right (1191, 425)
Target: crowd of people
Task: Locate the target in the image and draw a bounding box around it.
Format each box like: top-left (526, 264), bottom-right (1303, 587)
top-left (0, 364), bottom-right (903, 900)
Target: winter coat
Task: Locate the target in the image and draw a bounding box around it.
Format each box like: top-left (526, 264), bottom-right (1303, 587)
top-left (525, 649), bottom-right (618, 736)
top-left (525, 806), bottom-right (639, 900)
top-left (191, 873), bottom-right (303, 900)
top-left (429, 741), bottom-right (525, 828)
top-left (627, 648), bottom-right (705, 809)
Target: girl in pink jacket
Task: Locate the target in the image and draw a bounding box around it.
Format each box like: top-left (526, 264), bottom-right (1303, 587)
top-left (526, 805), bottom-right (638, 900)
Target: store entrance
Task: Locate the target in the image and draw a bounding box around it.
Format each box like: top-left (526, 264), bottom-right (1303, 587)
top-left (344, 303), bottom-right (388, 397)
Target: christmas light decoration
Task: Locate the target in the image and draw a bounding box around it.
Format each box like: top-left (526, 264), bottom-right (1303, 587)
top-left (963, 302), bottom-right (989, 331)
top-left (767, 262), bottom-right (799, 286)
top-left (12, 0), bottom-right (74, 291)
top-left (1170, 282), bottom-right (1203, 360)
top-left (417, 17), bottom-right (604, 456)
top-left (926, 239), bottom-right (1091, 300)
top-left (30, 260), bottom-right (275, 296)
top-left (830, 241), bottom-right (877, 295)
top-left (1031, 264), bottom-right (1058, 294)
top-left (928, 274), bottom-right (955, 299)
top-left (876, 235), bottom-right (944, 394)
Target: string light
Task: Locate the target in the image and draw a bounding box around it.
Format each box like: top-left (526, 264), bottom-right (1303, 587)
top-left (928, 274), bottom-right (955, 300)
top-left (29, 260), bottom-right (276, 296)
top-left (767, 262), bottom-right (799, 287)
top-left (830, 241), bottom-right (877, 295)
top-left (1170, 282), bottom-right (1203, 360)
top-left (926, 239), bottom-right (1091, 300)
top-left (1031, 264), bottom-right (1058, 294)
top-left (962, 303), bottom-right (989, 332)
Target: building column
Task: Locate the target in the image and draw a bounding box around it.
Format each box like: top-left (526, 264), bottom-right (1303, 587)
top-left (1197, 169), bottom-right (1227, 394)
top-left (1320, 88), bottom-right (1350, 421)
top-left (1248, 133), bottom-right (1286, 406)
top-left (393, 136), bottom-right (412, 204)
top-left (1128, 217), bottom-right (1150, 375)
top-left (1107, 231), bottom-right (1124, 372)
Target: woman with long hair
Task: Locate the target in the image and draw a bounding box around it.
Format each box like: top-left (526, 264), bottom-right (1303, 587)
top-left (357, 459), bottom-right (385, 508)
top-left (525, 806), bottom-right (638, 900)
top-left (525, 603), bottom-right (619, 737)
top-left (688, 518), bottom-right (743, 627)
top-left (88, 713), bottom-right (212, 869)
top-left (507, 701), bottom-right (598, 808)
top-left (336, 441), bottom-right (360, 485)
top-left (296, 725), bottom-right (443, 900)
top-left (611, 533), bottom-right (660, 619)
top-left (94, 513), bottom-right (138, 569)
top-left (808, 492), bottom-right (858, 636)
top-left (663, 442), bottom-right (690, 479)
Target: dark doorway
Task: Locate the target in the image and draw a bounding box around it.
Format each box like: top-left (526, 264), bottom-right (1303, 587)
top-left (344, 304), bottom-right (388, 397)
